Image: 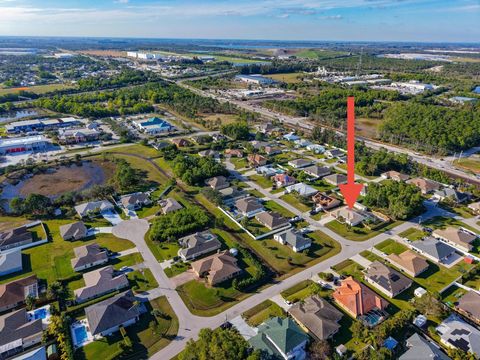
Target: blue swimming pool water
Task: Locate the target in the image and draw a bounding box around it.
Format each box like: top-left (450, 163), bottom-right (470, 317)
top-left (74, 326), bottom-right (88, 345)
top-left (32, 308), bottom-right (48, 320)
top-left (364, 313), bottom-right (382, 326)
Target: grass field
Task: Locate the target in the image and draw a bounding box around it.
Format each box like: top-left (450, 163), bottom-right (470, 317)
top-left (280, 193), bottom-right (312, 212)
top-left (326, 219), bottom-right (403, 241)
top-left (0, 83), bottom-right (74, 95)
top-left (264, 72), bottom-right (304, 84)
top-left (263, 200), bottom-right (295, 218)
top-left (454, 158), bottom-right (480, 174)
top-left (242, 300), bottom-right (286, 327)
top-left (374, 239), bottom-right (408, 255)
top-left (249, 174), bottom-right (272, 189)
top-left (79, 296), bottom-right (178, 360)
top-left (0, 218), bottom-right (135, 285)
top-left (399, 227), bottom-right (426, 241)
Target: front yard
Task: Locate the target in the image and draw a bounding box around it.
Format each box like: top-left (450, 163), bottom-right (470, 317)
top-left (242, 300), bottom-right (286, 327)
top-left (326, 219), bottom-right (403, 242)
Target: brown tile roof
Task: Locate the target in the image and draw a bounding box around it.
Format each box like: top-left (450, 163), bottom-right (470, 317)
top-left (255, 211), bottom-right (290, 230)
top-left (457, 291), bottom-right (480, 321)
top-left (191, 251), bottom-right (241, 285)
top-left (387, 250), bottom-right (429, 276)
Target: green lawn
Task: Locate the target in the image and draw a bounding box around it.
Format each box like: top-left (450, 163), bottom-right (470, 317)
top-left (128, 269), bottom-right (159, 292)
top-left (242, 300), bottom-right (286, 326)
top-left (231, 157), bottom-right (248, 170)
top-left (374, 239), bottom-right (408, 255)
top-left (280, 193), bottom-right (312, 212)
top-left (332, 259), bottom-right (365, 277)
top-left (244, 230), bottom-right (341, 276)
top-left (0, 219), bottom-right (135, 285)
top-left (79, 296), bottom-right (178, 360)
top-left (111, 253), bottom-right (145, 270)
top-left (145, 239), bottom-right (181, 262)
top-left (399, 227), bottom-right (426, 241)
top-left (136, 204), bottom-right (162, 218)
top-left (423, 216), bottom-right (477, 234)
top-left (326, 219), bottom-right (403, 242)
top-left (441, 285), bottom-right (468, 306)
top-left (264, 72), bottom-right (304, 84)
top-left (280, 279), bottom-right (333, 303)
top-left (249, 174), bottom-right (272, 189)
top-left (164, 262), bottom-right (191, 278)
top-left (263, 200), bottom-right (295, 218)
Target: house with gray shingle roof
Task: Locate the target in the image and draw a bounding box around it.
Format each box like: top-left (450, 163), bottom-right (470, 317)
top-left (249, 317), bottom-right (309, 360)
top-left (0, 309), bottom-right (43, 358)
top-left (119, 192), bottom-right (150, 211)
top-left (85, 290), bottom-right (140, 337)
top-left (158, 198), bottom-right (183, 214)
top-left (456, 291), bottom-right (480, 325)
top-left (0, 226), bottom-right (33, 252)
top-left (433, 227), bottom-right (477, 253)
top-left (0, 275), bottom-right (38, 312)
top-left (399, 333), bottom-right (451, 360)
top-left (0, 249), bottom-right (22, 277)
top-left (303, 165), bottom-right (331, 179)
top-left (75, 200), bottom-right (114, 218)
top-left (235, 197), bottom-right (264, 218)
top-left (289, 295), bottom-right (343, 340)
top-left (59, 221), bottom-right (88, 241)
top-left (255, 211), bottom-right (290, 231)
top-left (274, 230), bottom-right (312, 253)
top-left (74, 266), bottom-right (129, 303)
top-left (436, 314), bottom-right (480, 356)
top-left (364, 261), bottom-right (412, 298)
top-left (178, 231), bottom-right (221, 261)
top-left (410, 236), bottom-right (457, 264)
top-left (71, 243), bottom-right (108, 272)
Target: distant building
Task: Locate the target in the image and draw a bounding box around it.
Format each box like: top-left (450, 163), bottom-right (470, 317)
top-left (331, 208), bottom-right (366, 227)
top-left (288, 159), bottom-right (314, 169)
top-left (75, 200), bottom-right (114, 218)
top-left (5, 117), bottom-right (80, 133)
top-left (235, 74), bottom-right (276, 86)
top-left (285, 183), bottom-right (318, 197)
top-left (249, 317), bottom-right (309, 360)
top-left (433, 188), bottom-right (469, 204)
top-left (303, 165), bottom-right (331, 179)
top-left (325, 149), bottom-right (344, 159)
top-left (255, 211), bottom-right (290, 230)
top-left (0, 136), bottom-right (50, 155)
top-left (289, 295), bottom-right (343, 341)
top-left (205, 176), bottom-right (229, 190)
top-left (456, 291), bottom-right (480, 325)
top-left (364, 261), bottom-right (413, 298)
top-left (171, 138), bottom-right (189, 147)
top-left (272, 173), bottom-right (296, 188)
top-left (225, 149), bottom-right (243, 158)
top-left (191, 251), bottom-right (242, 286)
top-left (450, 96), bottom-right (478, 105)
top-left (468, 202), bottom-right (480, 215)
top-left (158, 198), bottom-right (183, 214)
top-left (283, 133), bottom-right (300, 142)
top-left (235, 198), bottom-right (264, 218)
top-left (58, 128), bottom-right (100, 144)
top-left (380, 171), bottom-right (410, 182)
top-left (119, 192), bottom-right (150, 211)
top-left (323, 173), bottom-right (347, 186)
top-left (133, 117), bottom-right (173, 135)
top-left (248, 154), bottom-right (268, 167)
top-left (407, 178), bottom-right (441, 194)
top-left (312, 193), bottom-right (341, 211)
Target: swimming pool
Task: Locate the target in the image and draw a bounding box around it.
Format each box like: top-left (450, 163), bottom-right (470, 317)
top-left (74, 326), bottom-right (88, 345)
top-left (31, 308), bottom-right (48, 320)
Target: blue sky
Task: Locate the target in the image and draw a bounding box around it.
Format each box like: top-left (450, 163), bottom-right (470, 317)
top-left (0, 0), bottom-right (479, 42)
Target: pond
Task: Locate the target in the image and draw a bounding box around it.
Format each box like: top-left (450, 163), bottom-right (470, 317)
top-left (1, 161), bottom-right (115, 206)
top-left (0, 110), bottom-right (38, 123)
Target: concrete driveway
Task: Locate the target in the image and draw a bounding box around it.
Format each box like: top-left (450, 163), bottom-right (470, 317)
top-left (102, 209), bottom-right (123, 225)
top-left (170, 270), bottom-right (196, 287)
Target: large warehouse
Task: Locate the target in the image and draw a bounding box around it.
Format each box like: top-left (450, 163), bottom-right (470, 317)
top-left (0, 136), bottom-right (50, 155)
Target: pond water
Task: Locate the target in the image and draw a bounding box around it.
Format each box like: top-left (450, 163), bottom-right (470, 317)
top-left (1, 161), bottom-right (110, 208)
top-left (0, 110), bottom-right (38, 123)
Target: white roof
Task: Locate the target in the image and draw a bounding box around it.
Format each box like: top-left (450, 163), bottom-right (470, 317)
top-left (0, 135), bottom-right (48, 147)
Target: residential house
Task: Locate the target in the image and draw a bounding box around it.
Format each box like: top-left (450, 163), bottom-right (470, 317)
top-left (235, 198), bottom-right (264, 218)
top-left (74, 266), bottom-right (129, 303)
top-left (287, 159), bottom-right (314, 169)
top-left (333, 277), bottom-right (388, 318)
top-left (283, 133), bottom-right (300, 142)
top-left (0, 275), bottom-right (38, 312)
top-left (285, 183), bottom-right (318, 197)
top-left (0, 226), bottom-right (34, 252)
top-left (264, 146), bottom-right (281, 156)
top-left (407, 178), bottom-right (441, 194)
top-left (0, 309), bottom-right (43, 358)
top-left (364, 261), bottom-right (413, 298)
top-left (249, 317), bottom-right (309, 360)
top-left (433, 188), bottom-right (469, 204)
top-left (191, 251), bottom-right (242, 286)
top-left (289, 295), bottom-right (343, 341)
top-left (436, 314), bottom-right (480, 356)
top-left (171, 138), bottom-right (189, 148)
top-left (303, 165), bottom-right (331, 179)
top-left (218, 187), bottom-right (248, 205)
top-left (71, 243), bottom-right (108, 272)
top-left (249, 141), bottom-right (270, 151)
top-left (387, 250), bottom-right (429, 277)
top-left (433, 227), bottom-right (477, 253)
top-left (75, 200), bottom-right (114, 218)
top-left (256, 166), bottom-right (277, 177)
top-left (11, 346), bottom-right (48, 360)
top-left (158, 198), bottom-right (183, 214)
top-left (380, 171), bottom-right (410, 182)
top-left (399, 333), bottom-right (451, 360)
top-left (85, 290), bottom-right (140, 337)
top-left (205, 176), bottom-right (230, 191)
top-left (331, 208), bottom-right (366, 227)
top-left (120, 192), bottom-right (150, 211)
top-left (306, 144), bottom-right (325, 154)
top-left (323, 173), bottom-right (348, 186)
top-left (468, 202), bottom-right (480, 215)
top-left (411, 237), bottom-right (457, 264)
top-left (273, 230), bottom-right (312, 252)
top-left (178, 231), bottom-right (221, 261)
top-left (312, 193), bottom-right (341, 211)
top-left (456, 291), bottom-right (480, 325)
top-left (256, 123), bottom-right (275, 134)
top-left (0, 249), bottom-right (22, 276)
top-left (225, 149), bottom-right (243, 158)
top-left (248, 154), bottom-right (268, 167)
top-left (59, 221), bottom-right (88, 241)
top-left (198, 150), bottom-right (220, 159)
top-left (325, 149), bottom-right (344, 159)
top-left (255, 211), bottom-right (290, 231)
top-left (272, 173), bottom-right (296, 188)
top-left (294, 139), bottom-right (312, 148)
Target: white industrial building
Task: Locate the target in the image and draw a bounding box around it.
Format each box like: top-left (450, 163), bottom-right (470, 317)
top-left (0, 136), bottom-right (50, 155)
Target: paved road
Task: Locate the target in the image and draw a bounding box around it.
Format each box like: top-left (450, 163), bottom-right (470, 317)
top-left (116, 160), bottom-right (451, 359)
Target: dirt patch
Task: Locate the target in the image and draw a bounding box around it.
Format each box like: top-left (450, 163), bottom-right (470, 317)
top-left (356, 117), bottom-right (382, 139)
top-left (79, 50), bottom-right (127, 57)
top-left (8, 160), bottom-right (116, 198)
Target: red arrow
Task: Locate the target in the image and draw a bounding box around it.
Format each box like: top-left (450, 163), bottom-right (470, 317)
top-left (339, 97), bottom-right (364, 208)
